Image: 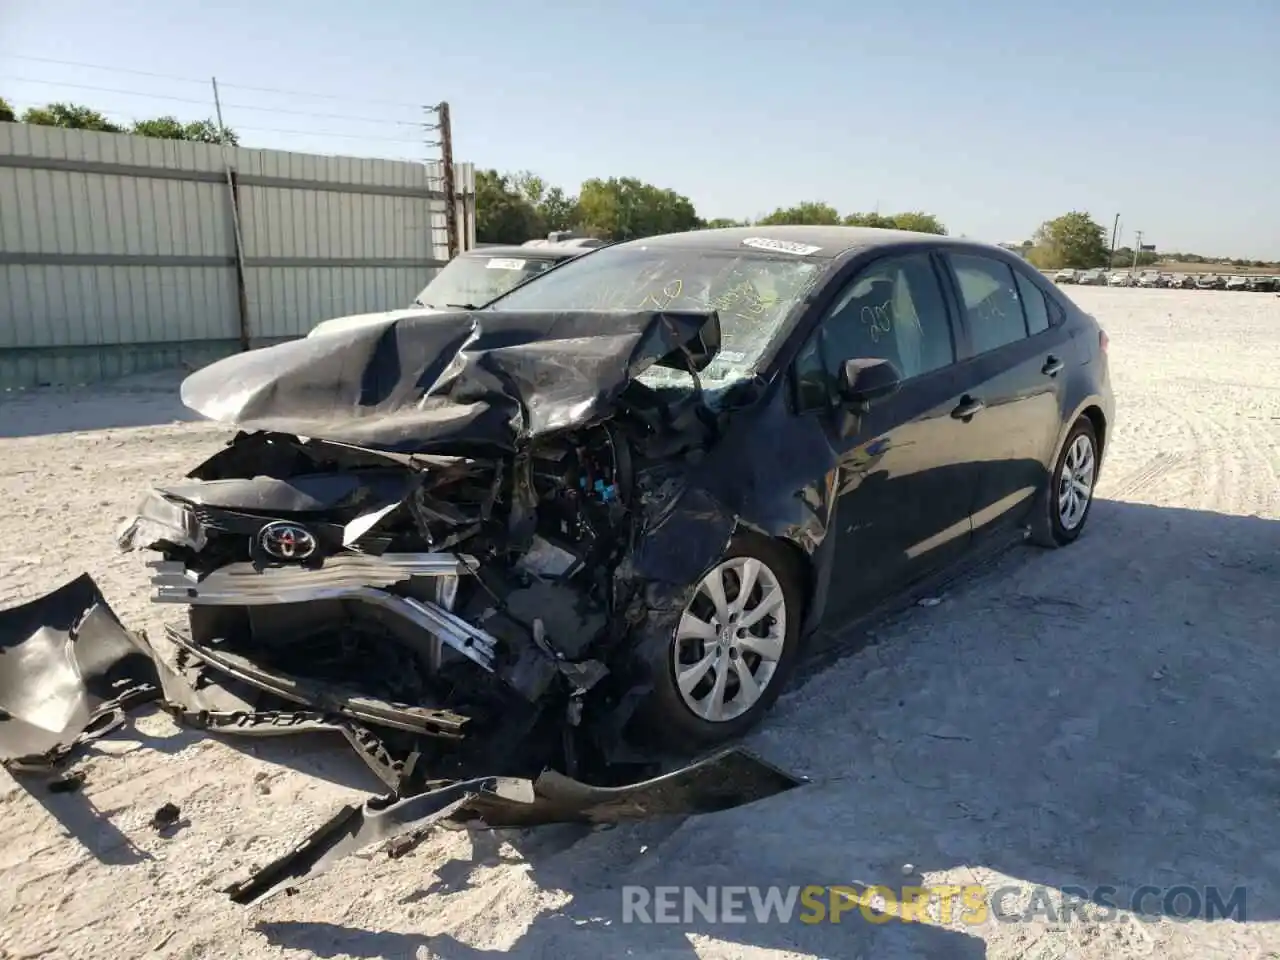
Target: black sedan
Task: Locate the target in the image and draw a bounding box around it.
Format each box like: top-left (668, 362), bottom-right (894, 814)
top-left (482, 225), bottom-right (1116, 743)
top-left (66, 225), bottom-right (1113, 798)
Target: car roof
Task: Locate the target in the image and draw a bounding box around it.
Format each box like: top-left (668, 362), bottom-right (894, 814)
top-left (609, 225), bottom-right (987, 261)
top-left (461, 245), bottom-right (581, 260)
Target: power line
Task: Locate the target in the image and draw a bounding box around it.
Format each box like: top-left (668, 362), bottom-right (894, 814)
top-left (3, 105), bottom-right (423, 143)
top-left (0, 54), bottom-right (430, 109)
top-left (0, 75), bottom-right (422, 125)
top-left (231, 124), bottom-right (422, 143)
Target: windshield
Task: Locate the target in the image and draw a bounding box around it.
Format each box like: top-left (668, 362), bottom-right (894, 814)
top-left (413, 255), bottom-right (561, 309)
top-left (487, 245), bottom-right (822, 389)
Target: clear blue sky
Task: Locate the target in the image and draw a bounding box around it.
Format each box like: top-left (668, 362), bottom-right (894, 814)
top-left (2, 0), bottom-right (1277, 258)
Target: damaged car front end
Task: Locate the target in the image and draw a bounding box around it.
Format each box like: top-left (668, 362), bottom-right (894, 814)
top-left (116, 306), bottom-right (752, 789)
top-left (1, 301), bottom-right (814, 899)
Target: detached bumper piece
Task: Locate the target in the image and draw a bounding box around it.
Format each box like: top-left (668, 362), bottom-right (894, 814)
top-left (225, 747), bottom-right (806, 905)
top-left (0, 574), bottom-right (161, 771)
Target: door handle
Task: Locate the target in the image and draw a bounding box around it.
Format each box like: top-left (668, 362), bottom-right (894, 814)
top-left (950, 395), bottom-right (985, 421)
top-left (1042, 355), bottom-right (1065, 377)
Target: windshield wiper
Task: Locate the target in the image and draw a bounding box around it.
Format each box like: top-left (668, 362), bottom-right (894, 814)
top-left (445, 302), bottom-right (480, 310)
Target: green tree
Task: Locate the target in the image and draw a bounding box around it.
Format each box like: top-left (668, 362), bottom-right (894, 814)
top-left (842, 211), bottom-right (896, 228)
top-left (842, 211), bottom-right (947, 234)
top-left (0, 97), bottom-right (14, 123)
top-left (509, 171), bottom-right (580, 232)
top-left (21, 102), bottom-right (123, 133)
top-left (757, 201), bottom-right (842, 226)
top-left (885, 211), bottom-right (947, 235)
top-left (474, 169), bottom-right (544, 244)
top-left (181, 118), bottom-right (238, 145)
top-left (538, 186), bottom-right (580, 232)
top-left (702, 218), bottom-right (750, 229)
top-left (130, 116), bottom-right (238, 145)
top-left (576, 177), bottom-right (701, 241)
top-left (509, 170), bottom-right (546, 207)
top-left (1110, 246), bottom-right (1158, 268)
top-left (131, 116), bottom-right (187, 139)
top-left (1030, 212), bottom-right (1109, 269)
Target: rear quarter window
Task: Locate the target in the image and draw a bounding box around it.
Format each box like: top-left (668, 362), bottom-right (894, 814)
top-left (1013, 271), bottom-right (1051, 335)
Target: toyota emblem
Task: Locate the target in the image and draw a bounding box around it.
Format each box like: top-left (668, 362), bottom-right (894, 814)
top-left (258, 521), bottom-right (318, 561)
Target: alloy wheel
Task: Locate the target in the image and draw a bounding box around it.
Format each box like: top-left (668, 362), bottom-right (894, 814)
top-left (672, 557), bottom-right (788, 723)
top-left (1058, 433), bottom-right (1096, 531)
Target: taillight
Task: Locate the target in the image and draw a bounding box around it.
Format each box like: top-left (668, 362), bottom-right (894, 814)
top-left (1099, 329), bottom-right (1109, 353)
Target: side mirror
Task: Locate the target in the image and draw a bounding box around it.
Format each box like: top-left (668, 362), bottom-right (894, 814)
top-left (837, 358), bottom-right (902, 408)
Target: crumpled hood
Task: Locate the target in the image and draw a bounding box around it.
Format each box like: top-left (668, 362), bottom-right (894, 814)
top-left (181, 308), bottom-right (721, 453)
top-left (307, 307), bottom-right (441, 339)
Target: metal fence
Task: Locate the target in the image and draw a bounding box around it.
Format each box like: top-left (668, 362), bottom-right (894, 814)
top-left (0, 123), bottom-right (476, 390)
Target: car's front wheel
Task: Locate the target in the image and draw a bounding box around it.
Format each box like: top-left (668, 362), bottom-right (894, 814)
top-left (640, 533), bottom-right (804, 748)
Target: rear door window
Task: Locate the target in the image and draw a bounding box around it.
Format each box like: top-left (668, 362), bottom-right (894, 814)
top-left (946, 254), bottom-right (1030, 354)
top-left (1013, 270), bottom-right (1051, 335)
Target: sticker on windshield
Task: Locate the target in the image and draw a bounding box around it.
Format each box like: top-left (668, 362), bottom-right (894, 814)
top-left (741, 237), bottom-right (821, 256)
top-left (486, 258), bottom-right (527, 270)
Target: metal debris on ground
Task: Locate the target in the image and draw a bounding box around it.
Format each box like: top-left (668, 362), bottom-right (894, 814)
top-left (150, 802), bottom-right (181, 831)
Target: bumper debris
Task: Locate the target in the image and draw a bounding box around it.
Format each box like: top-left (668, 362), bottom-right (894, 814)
top-left (0, 571), bottom-right (806, 905)
top-left (225, 747), bottom-right (804, 905)
top-left (0, 574), bottom-right (160, 771)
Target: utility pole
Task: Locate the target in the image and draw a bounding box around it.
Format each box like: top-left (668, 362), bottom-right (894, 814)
top-left (212, 77), bottom-right (250, 352)
top-left (436, 101), bottom-right (459, 260)
top-left (1132, 231), bottom-right (1142, 273)
top-left (1109, 213), bottom-right (1120, 268)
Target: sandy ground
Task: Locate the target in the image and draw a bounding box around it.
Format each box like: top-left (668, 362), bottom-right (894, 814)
top-left (1, 288), bottom-right (1278, 960)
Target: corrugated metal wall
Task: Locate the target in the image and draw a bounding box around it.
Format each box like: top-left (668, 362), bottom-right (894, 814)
top-left (0, 123), bottom-right (476, 389)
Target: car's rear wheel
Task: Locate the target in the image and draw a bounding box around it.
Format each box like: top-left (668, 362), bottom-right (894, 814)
top-left (1029, 416), bottom-right (1099, 548)
top-left (640, 533), bottom-right (803, 748)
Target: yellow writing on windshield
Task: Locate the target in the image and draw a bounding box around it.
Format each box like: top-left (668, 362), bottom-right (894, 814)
top-left (710, 279), bottom-right (781, 320)
top-left (585, 271), bottom-right (794, 324)
top-left (643, 279), bottom-right (684, 310)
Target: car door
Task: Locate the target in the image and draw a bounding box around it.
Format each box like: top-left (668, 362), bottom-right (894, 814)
top-left (939, 252), bottom-right (1073, 538)
top-left (790, 251), bottom-right (989, 624)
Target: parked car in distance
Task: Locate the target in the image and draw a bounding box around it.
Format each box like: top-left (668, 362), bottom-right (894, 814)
top-left (1248, 276), bottom-right (1277, 292)
top-left (1135, 271), bottom-right (1163, 288)
top-left (1172, 274), bottom-right (1198, 289)
top-left (1107, 272), bottom-right (1133, 287)
top-left (307, 238), bottom-right (604, 338)
top-left (1078, 268), bottom-right (1108, 286)
top-left (1054, 268), bottom-right (1079, 284)
top-left (1195, 274), bottom-right (1225, 290)
top-left (1224, 276), bottom-right (1251, 292)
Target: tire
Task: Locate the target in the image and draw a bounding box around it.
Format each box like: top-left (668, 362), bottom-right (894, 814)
top-left (1028, 416), bottom-right (1100, 548)
top-left (637, 532), bottom-right (804, 749)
